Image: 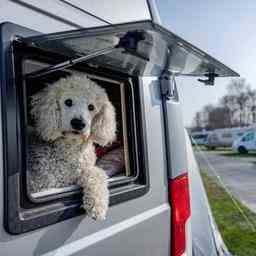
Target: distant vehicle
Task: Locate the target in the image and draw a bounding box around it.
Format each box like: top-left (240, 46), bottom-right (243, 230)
top-left (232, 130), bottom-right (256, 153)
top-left (206, 127), bottom-right (253, 149)
top-left (190, 131), bottom-right (211, 146)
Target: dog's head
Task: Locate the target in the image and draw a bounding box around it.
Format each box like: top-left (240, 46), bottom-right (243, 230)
top-left (31, 74), bottom-right (116, 146)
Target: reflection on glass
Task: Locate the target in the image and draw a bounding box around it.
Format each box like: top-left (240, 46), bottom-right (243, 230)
top-left (23, 21), bottom-right (238, 77)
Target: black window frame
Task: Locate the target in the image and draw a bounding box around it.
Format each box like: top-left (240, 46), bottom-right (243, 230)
top-left (1, 22), bottom-right (149, 234)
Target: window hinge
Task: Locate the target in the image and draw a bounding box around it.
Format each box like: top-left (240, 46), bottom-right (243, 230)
top-left (198, 72), bottom-right (218, 86)
top-left (160, 75), bottom-right (176, 100)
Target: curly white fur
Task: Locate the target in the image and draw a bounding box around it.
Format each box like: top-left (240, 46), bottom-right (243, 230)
top-left (28, 73), bottom-right (116, 220)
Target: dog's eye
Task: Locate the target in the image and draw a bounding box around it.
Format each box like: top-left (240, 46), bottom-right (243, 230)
top-left (65, 99), bottom-right (73, 107)
top-left (88, 104), bottom-right (95, 111)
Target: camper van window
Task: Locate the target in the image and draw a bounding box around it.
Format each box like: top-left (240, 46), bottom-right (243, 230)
top-left (242, 132), bottom-right (254, 142)
top-left (193, 134), bottom-right (207, 139)
top-left (3, 31), bottom-right (148, 234)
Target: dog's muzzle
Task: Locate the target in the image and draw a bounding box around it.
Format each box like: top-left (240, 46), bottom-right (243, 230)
top-left (71, 118), bottom-right (86, 131)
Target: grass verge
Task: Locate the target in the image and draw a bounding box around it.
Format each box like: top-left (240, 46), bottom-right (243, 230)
top-left (201, 171), bottom-right (256, 256)
top-left (219, 151), bottom-right (256, 158)
top-left (193, 146), bottom-right (233, 154)
top-left (194, 146), bottom-right (256, 158)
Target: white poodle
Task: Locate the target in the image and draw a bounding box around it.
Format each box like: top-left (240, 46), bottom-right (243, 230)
top-left (28, 73), bottom-right (116, 220)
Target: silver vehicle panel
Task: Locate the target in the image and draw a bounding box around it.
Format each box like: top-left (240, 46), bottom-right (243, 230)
top-left (0, 75), bottom-right (170, 255)
top-left (186, 132), bottom-right (231, 255)
top-left (0, 1), bottom-right (237, 255)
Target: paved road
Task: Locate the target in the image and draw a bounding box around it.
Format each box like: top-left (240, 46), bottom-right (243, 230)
top-left (194, 150), bottom-right (256, 213)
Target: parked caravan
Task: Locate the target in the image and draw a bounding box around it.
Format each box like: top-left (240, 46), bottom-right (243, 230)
top-left (0, 1), bottom-right (238, 255)
top-left (206, 127), bottom-right (252, 149)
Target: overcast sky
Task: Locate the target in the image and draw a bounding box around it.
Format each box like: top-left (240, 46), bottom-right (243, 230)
top-left (156, 0), bottom-right (256, 126)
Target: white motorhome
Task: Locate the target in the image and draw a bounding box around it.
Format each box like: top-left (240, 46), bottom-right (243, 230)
top-left (232, 130), bottom-right (256, 153)
top-left (206, 126), bottom-right (253, 149)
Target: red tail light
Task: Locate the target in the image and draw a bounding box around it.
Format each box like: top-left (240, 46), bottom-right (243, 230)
top-left (169, 173), bottom-right (191, 256)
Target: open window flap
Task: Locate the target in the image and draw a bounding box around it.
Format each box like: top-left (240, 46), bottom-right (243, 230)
top-left (20, 20), bottom-right (239, 78)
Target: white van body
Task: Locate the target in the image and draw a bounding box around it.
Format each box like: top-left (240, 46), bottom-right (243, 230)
top-left (232, 130), bottom-right (256, 153)
top-left (206, 127), bottom-right (253, 149)
top-left (0, 1), bottom-right (238, 255)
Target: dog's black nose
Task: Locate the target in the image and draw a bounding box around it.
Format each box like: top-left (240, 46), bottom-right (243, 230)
top-left (71, 118), bottom-right (86, 131)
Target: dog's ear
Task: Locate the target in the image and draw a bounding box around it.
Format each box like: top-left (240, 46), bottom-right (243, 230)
top-left (91, 101), bottom-right (116, 146)
top-left (31, 87), bottom-right (61, 142)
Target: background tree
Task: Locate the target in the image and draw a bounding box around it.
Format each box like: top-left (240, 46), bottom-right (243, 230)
top-left (220, 95), bottom-right (237, 126)
top-left (247, 88), bottom-right (256, 123)
top-left (227, 78), bottom-right (251, 126)
top-left (192, 111), bottom-right (204, 131)
top-left (207, 107), bottom-right (231, 129)
top-left (191, 78), bottom-right (256, 130)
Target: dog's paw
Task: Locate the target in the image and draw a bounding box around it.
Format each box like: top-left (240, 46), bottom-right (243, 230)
top-left (91, 204), bottom-right (108, 221)
top-left (79, 166), bottom-right (109, 220)
top-left (83, 195), bottom-right (108, 221)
